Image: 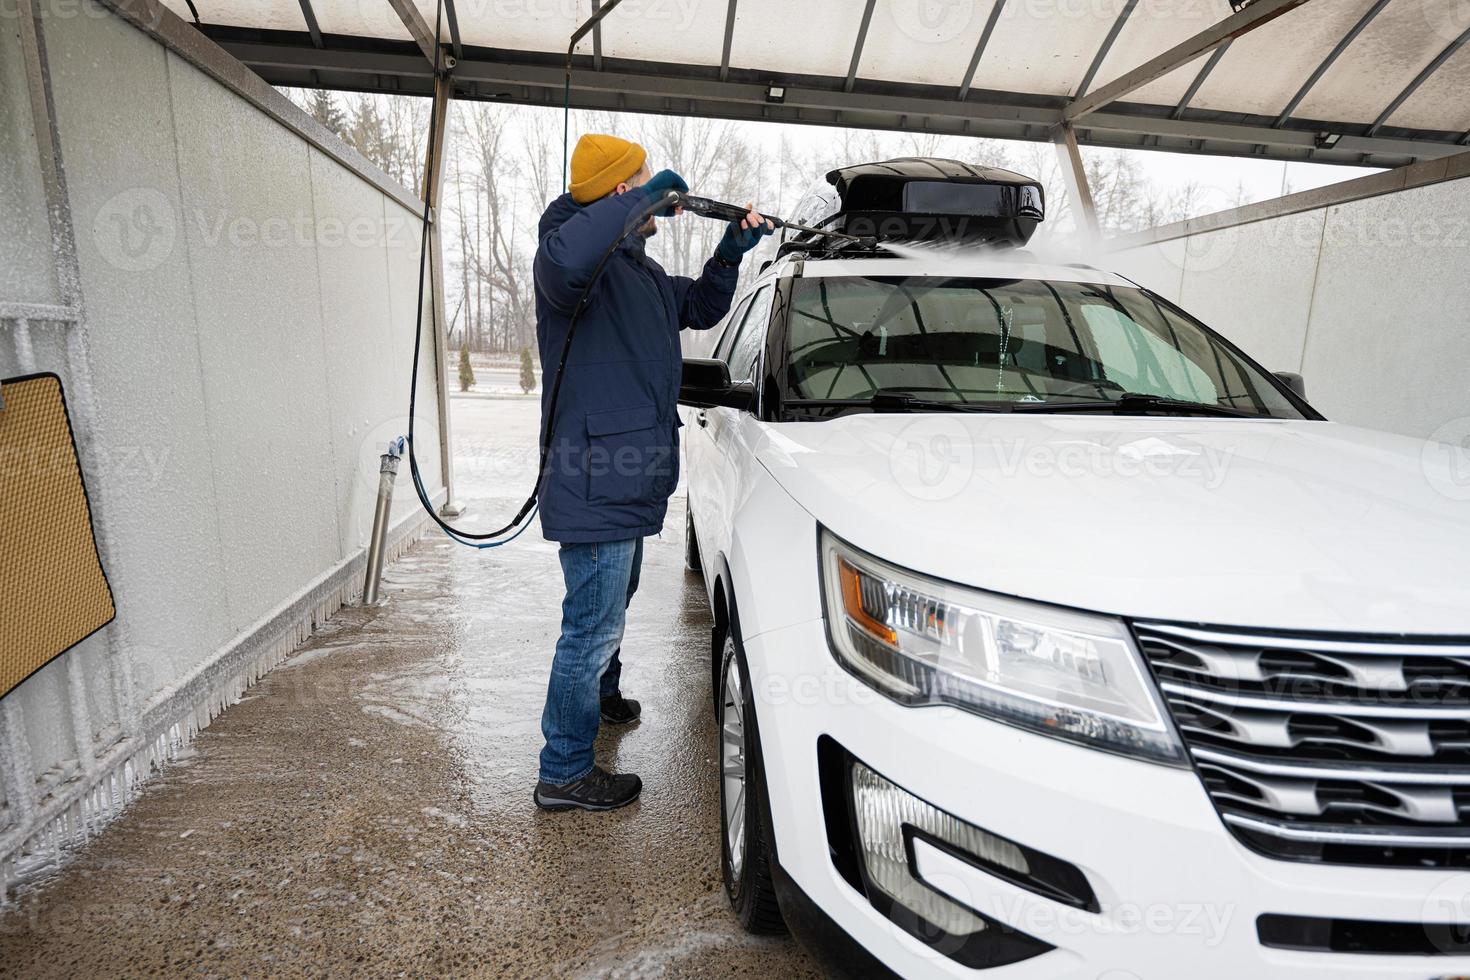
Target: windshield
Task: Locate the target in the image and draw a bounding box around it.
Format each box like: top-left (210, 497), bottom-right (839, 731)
top-left (782, 276), bottom-right (1307, 419)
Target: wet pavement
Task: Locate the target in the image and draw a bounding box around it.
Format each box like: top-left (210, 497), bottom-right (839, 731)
top-left (0, 395), bottom-right (821, 978)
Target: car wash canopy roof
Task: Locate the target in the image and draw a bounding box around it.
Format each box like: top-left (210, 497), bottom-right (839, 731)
top-left (163, 0), bottom-right (1470, 168)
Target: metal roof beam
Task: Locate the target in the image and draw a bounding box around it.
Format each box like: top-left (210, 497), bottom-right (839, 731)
top-left (1065, 0), bottom-right (1315, 122)
top-left (1275, 0), bottom-right (1389, 127)
top-left (295, 0), bottom-right (323, 49)
top-left (958, 0), bottom-right (1009, 100)
top-left (1171, 40), bottom-right (1231, 119)
top-left (384, 0), bottom-right (439, 67)
top-left (569, 0), bottom-right (624, 53)
top-left (719, 0), bottom-right (737, 82)
top-left (591, 0), bottom-right (603, 70)
top-left (1367, 24), bottom-right (1470, 136)
top-left (443, 0), bottom-right (462, 61)
top-left (1075, 0), bottom-right (1140, 99)
top-left (208, 32), bottom-right (1463, 166)
top-left (1081, 110), bottom-right (1440, 159)
top-left (1053, 123), bottom-right (1099, 239)
top-left (844, 0), bottom-right (877, 93)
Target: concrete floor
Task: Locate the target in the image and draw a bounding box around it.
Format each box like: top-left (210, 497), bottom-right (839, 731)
top-left (0, 394), bottom-right (820, 978)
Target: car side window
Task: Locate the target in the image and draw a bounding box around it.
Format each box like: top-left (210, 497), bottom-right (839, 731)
top-left (727, 286), bottom-right (774, 382)
top-left (714, 295), bottom-right (755, 362)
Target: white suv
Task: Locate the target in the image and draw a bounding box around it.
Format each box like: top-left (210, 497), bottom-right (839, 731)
top-left (679, 161), bottom-right (1470, 979)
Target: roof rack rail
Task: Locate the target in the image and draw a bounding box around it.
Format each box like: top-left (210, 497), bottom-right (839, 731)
top-left (774, 238), bottom-right (885, 260)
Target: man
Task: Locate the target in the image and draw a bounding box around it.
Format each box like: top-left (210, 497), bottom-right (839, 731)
top-left (531, 133), bottom-right (774, 812)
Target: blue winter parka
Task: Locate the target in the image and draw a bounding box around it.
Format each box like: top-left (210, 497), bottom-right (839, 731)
top-left (532, 190), bottom-right (738, 543)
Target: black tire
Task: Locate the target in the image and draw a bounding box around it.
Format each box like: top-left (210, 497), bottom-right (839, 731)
top-left (684, 504), bottom-right (702, 574)
top-left (718, 633), bottom-right (786, 934)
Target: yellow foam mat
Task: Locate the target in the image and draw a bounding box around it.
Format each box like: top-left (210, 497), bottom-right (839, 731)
top-left (1, 373), bottom-right (115, 698)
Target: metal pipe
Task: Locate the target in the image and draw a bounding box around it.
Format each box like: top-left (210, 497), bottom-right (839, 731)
top-left (362, 440), bottom-right (403, 605)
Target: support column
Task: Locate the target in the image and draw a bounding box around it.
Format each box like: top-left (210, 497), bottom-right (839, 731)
top-left (1052, 123), bottom-right (1100, 242)
top-left (422, 72), bottom-right (463, 517)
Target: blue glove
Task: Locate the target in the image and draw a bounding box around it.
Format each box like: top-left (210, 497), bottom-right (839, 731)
top-left (641, 169), bottom-right (688, 216)
top-left (716, 207), bottom-right (776, 264)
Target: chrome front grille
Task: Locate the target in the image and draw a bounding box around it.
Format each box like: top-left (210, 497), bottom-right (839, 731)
top-left (1135, 621), bottom-right (1470, 867)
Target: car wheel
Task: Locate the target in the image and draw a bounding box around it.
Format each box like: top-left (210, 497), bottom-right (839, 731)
top-left (684, 505), bottom-right (702, 574)
top-left (718, 633), bottom-right (785, 934)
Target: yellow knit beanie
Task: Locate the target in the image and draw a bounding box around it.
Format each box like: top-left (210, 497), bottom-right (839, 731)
top-left (569, 133), bottom-right (647, 204)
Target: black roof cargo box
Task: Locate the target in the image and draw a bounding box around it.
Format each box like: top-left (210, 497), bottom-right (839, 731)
top-left (783, 157), bottom-right (1044, 248)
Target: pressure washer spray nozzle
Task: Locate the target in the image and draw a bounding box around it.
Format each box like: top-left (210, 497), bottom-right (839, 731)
top-left (664, 191), bottom-right (873, 247)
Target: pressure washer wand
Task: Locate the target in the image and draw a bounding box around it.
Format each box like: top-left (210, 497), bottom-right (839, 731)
top-left (666, 192), bottom-right (872, 245)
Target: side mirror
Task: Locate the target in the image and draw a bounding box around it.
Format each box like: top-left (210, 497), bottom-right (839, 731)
top-left (679, 357), bottom-right (756, 411)
top-left (1274, 371), bottom-right (1306, 399)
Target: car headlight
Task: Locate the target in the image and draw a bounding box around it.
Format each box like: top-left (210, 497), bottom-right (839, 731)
top-left (819, 529), bottom-right (1184, 765)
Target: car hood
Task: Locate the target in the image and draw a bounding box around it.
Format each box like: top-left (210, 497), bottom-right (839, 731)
top-left (749, 413), bottom-right (1470, 634)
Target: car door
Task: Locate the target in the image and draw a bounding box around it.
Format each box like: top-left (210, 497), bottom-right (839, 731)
top-left (699, 285), bottom-right (775, 572)
top-left (687, 291), bottom-right (755, 570)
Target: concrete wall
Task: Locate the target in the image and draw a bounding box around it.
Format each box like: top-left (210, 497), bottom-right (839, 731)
top-left (1, 0), bottom-right (444, 887)
top-left (1107, 155), bottom-right (1470, 441)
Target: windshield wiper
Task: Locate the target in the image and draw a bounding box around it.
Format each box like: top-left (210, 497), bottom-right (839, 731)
top-left (869, 389), bottom-right (999, 413)
top-left (785, 389), bottom-right (1003, 413)
top-left (1009, 394), bottom-right (1260, 419)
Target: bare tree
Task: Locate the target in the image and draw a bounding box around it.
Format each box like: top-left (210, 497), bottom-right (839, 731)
top-left (520, 109), bottom-right (562, 210)
top-left (463, 103), bottom-right (537, 351)
top-left (382, 94), bottom-right (429, 192)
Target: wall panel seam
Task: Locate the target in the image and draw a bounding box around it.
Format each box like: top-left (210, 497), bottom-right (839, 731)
top-left (160, 48), bottom-right (237, 636)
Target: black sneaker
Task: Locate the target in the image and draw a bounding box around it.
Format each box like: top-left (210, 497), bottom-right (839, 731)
top-left (534, 766), bottom-right (642, 812)
top-left (600, 693), bottom-right (642, 725)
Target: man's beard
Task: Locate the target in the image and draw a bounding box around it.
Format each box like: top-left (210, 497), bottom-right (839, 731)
top-left (639, 217), bottom-right (658, 238)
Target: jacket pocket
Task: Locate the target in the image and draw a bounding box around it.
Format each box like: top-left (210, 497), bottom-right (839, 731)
top-left (584, 403), bottom-right (671, 507)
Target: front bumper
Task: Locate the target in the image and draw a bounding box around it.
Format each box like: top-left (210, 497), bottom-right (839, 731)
top-left (746, 617), bottom-right (1470, 979)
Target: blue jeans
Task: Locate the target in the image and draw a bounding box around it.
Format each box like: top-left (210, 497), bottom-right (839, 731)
top-left (538, 537), bottom-right (644, 784)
